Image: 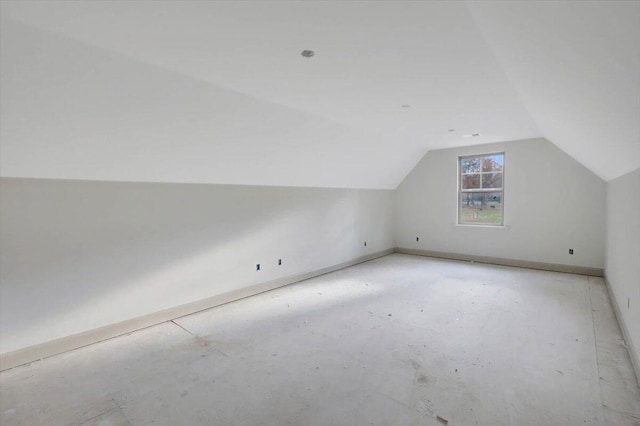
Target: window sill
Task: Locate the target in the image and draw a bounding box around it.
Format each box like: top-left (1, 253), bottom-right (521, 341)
top-left (455, 223), bottom-right (510, 230)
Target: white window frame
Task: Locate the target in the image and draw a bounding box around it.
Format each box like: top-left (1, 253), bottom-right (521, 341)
top-left (458, 152), bottom-right (505, 227)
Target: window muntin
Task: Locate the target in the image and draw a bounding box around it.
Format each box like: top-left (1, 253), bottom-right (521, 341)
top-left (458, 153), bottom-right (504, 226)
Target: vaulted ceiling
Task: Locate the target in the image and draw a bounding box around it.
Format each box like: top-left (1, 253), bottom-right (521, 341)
top-left (1, 1), bottom-right (638, 188)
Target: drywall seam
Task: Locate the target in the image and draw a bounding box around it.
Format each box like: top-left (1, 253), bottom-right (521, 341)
top-left (395, 247), bottom-right (603, 277)
top-left (604, 275), bottom-right (640, 385)
top-left (0, 248), bottom-right (393, 372)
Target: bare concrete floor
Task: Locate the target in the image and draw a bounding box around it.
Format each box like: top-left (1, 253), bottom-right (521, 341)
top-left (1, 254), bottom-right (639, 426)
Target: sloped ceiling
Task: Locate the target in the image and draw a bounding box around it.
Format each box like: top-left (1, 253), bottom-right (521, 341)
top-left (0, 1), bottom-right (637, 188)
top-left (468, 1), bottom-right (640, 182)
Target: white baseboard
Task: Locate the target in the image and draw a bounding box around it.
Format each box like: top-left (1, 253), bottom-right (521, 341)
top-left (604, 276), bottom-right (640, 386)
top-left (0, 249), bottom-right (394, 371)
top-left (395, 247), bottom-right (604, 277)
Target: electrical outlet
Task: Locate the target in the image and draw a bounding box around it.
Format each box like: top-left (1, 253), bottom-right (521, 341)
top-left (256, 264), bottom-right (260, 271)
top-left (569, 249), bottom-right (574, 255)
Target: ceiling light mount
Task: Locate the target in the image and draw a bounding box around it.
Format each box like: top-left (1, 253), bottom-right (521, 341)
top-left (301, 50), bottom-right (315, 58)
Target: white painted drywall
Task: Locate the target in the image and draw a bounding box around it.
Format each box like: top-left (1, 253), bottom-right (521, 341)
top-left (605, 168), bottom-right (640, 369)
top-left (0, 18), bottom-right (416, 190)
top-left (0, 4), bottom-right (543, 189)
top-left (0, 178), bottom-right (394, 354)
top-left (5, 2), bottom-right (639, 185)
top-left (468, 1), bottom-right (640, 181)
top-left (394, 138), bottom-right (605, 268)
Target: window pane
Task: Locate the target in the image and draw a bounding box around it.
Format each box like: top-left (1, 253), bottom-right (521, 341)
top-left (461, 157), bottom-right (480, 173)
top-left (459, 191), bottom-right (503, 225)
top-left (462, 174), bottom-right (480, 189)
top-left (482, 154), bottom-right (504, 172)
top-left (482, 172), bottom-right (503, 189)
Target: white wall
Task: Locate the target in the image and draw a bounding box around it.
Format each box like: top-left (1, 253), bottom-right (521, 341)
top-left (605, 168), bottom-right (640, 372)
top-left (0, 178), bottom-right (394, 354)
top-left (394, 138), bottom-right (605, 268)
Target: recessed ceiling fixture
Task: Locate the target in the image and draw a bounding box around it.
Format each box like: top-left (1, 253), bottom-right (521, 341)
top-left (401, 104), bottom-right (411, 108)
top-left (301, 50), bottom-right (315, 58)
top-left (463, 133), bottom-right (482, 138)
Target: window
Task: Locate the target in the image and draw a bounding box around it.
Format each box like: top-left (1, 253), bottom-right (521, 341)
top-left (458, 153), bottom-right (504, 226)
